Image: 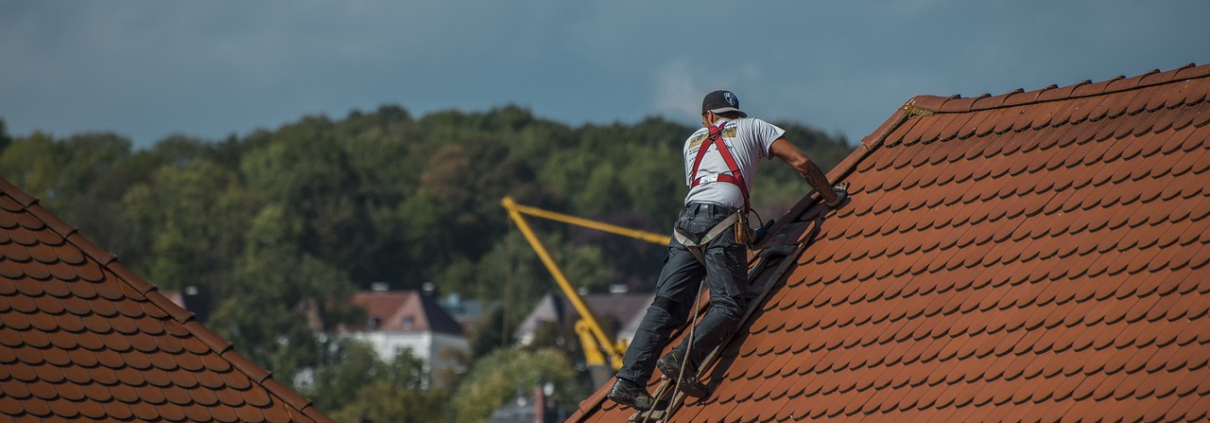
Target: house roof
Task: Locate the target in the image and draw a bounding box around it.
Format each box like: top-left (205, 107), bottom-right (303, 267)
top-left (0, 178), bottom-right (335, 423)
top-left (349, 290), bottom-right (464, 335)
top-left (567, 63), bottom-right (1210, 422)
top-left (515, 293), bottom-right (653, 341)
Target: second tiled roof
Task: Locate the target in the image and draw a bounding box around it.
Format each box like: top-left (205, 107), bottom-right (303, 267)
top-left (0, 178), bottom-right (335, 423)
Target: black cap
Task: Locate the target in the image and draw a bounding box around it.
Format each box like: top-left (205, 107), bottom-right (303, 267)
top-left (701, 90), bottom-right (747, 118)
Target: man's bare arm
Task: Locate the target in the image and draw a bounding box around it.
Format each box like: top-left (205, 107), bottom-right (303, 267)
top-left (769, 138), bottom-right (839, 204)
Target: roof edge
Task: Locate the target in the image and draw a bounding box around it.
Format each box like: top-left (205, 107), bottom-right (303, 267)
top-left (0, 177), bottom-right (337, 423)
top-left (909, 62), bottom-right (1210, 114)
top-left (758, 104), bottom-right (911, 245)
top-left (417, 291), bottom-right (466, 336)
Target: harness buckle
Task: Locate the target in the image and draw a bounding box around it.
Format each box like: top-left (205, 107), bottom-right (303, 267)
top-left (695, 174), bottom-right (719, 185)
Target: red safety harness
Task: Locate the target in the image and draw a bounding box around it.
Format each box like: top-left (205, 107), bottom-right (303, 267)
top-left (689, 122), bottom-right (749, 212)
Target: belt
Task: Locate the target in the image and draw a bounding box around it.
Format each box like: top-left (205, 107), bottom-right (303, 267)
top-left (685, 202), bottom-right (737, 217)
top-left (673, 210), bottom-right (740, 264)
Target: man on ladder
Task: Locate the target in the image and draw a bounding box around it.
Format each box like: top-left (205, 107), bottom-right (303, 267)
top-left (607, 90), bottom-right (847, 410)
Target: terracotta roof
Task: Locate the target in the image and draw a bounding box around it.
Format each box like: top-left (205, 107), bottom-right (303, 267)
top-left (567, 63), bottom-right (1210, 422)
top-left (0, 178), bottom-right (335, 422)
top-left (348, 290), bottom-right (464, 335)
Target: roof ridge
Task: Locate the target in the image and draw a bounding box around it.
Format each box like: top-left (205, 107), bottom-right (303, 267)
top-left (759, 103), bottom-right (913, 243)
top-left (416, 290), bottom-right (464, 336)
top-left (0, 176), bottom-right (337, 423)
top-left (907, 62), bottom-right (1210, 114)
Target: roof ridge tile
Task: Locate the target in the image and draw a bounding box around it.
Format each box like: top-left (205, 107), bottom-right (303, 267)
top-left (1039, 80), bottom-right (1091, 102)
top-left (936, 95), bottom-right (978, 113)
top-left (1077, 75), bottom-right (1127, 98)
top-left (24, 204), bottom-right (77, 239)
top-left (861, 107), bottom-right (913, 150)
top-left (222, 351), bottom-right (272, 384)
top-left (1140, 65), bottom-right (1188, 88)
top-left (1001, 88), bottom-right (1036, 108)
top-left (146, 290), bottom-right (196, 323)
top-left (1174, 62), bottom-right (1210, 80)
top-left (902, 65), bottom-right (1207, 124)
top-left (906, 95), bottom-right (952, 113)
top-left (262, 378), bottom-right (313, 412)
top-left (0, 181), bottom-right (39, 208)
top-left (1109, 70), bottom-right (1158, 93)
top-left (64, 233), bottom-right (116, 266)
top-left (105, 262), bottom-right (155, 297)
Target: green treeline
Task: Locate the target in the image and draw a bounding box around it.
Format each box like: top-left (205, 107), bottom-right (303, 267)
top-left (0, 106), bottom-right (852, 422)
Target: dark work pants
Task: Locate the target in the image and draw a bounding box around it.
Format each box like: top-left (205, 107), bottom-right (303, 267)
top-left (616, 202), bottom-right (747, 385)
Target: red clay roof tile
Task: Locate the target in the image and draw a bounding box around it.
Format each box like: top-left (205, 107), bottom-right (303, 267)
top-left (568, 63), bottom-right (1210, 423)
top-left (0, 185), bottom-right (336, 423)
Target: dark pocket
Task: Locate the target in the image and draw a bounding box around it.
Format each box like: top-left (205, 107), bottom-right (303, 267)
top-left (674, 217), bottom-right (702, 245)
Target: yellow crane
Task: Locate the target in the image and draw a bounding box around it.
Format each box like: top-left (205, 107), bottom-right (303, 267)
top-left (501, 196), bottom-right (669, 375)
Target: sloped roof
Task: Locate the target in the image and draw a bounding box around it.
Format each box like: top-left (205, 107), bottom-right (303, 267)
top-left (515, 293), bottom-right (652, 341)
top-left (0, 178), bottom-right (335, 423)
top-left (568, 63), bottom-right (1210, 422)
top-left (349, 290), bottom-right (464, 335)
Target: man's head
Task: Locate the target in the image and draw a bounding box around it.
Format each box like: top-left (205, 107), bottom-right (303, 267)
top-left (701, 90), bottom-right (748, 119)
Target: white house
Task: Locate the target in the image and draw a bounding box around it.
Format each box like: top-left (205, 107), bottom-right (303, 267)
top-left (341, 288), bottom-right (470, 382)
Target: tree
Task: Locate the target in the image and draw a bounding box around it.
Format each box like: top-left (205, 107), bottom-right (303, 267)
top-left (120, 159), bottom-right (254, 293)
top-left (239, 116), bottom-right (376, 282)
top-left (467, 306), bottom-right (514, 361)
top-left (310, 340), bottom-right (449, 423)
top-left (449, 348), bottom-right (576, 423)
top-left (0, 132), bottom-right (70, 207)
top-left (0, 132), bottom-right (155, 263)
top-left (0, 132), bottom-right (128, 214)
top-left (208, 204), bottom-right (359, 384)
top-left (0, 103), bottom-right (857, 422)
top-left (330, 381), bottom-right (448, 423)
top-left (0, 118), bottom-right (11, 151)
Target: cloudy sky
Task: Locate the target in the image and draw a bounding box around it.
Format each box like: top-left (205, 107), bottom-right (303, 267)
top-left (2, 1), bottom-right (1208, 149)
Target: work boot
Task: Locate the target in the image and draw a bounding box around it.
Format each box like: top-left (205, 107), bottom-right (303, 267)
top-left (656, 349), bottom-right (710, 398)
top-left (607, 378), bottom-right (653, 410)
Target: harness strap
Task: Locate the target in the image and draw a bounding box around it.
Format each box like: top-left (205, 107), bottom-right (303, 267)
top-left (689, 122), bottom-right (750, 211)
top-left (673, 212), bottom-right (739, 264)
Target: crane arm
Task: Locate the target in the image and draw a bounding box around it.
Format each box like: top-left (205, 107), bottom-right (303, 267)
top-left (501, 196), bottom-right (668, 371)
top-left (503, 197), bottom-right (670, 246)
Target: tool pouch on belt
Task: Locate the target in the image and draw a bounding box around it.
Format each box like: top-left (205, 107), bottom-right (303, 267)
top-left (735, 211), bottom-right (752, 246)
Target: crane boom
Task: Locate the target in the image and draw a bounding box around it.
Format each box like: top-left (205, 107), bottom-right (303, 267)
top-left (504, 198), bottom-right (670, 245)
top-left (501, 196), bottom-right (668, 371)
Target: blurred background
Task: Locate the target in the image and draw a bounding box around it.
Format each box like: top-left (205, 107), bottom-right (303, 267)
top-left (1, 1), bottom-right (1208, 422)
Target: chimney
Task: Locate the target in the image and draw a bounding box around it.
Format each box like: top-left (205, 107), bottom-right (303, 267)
top-left (533, 386), bottom-right (546, 423)
top-left (536, 382), bottom-right (557, 423)
top-left (182, 286), bottom-right (210, 323)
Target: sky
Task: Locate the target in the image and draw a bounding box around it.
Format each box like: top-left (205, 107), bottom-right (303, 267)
top-left (2, 1), bottom-right (1209, 149)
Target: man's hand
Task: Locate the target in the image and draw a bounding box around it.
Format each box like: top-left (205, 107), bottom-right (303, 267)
top-left (826, 182), bottom-right (849, 207)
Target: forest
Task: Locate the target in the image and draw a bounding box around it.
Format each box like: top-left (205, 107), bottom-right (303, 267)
top-left (0, 106), bottom-right (853, 422)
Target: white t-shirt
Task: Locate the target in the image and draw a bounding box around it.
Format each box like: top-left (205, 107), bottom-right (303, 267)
top-left (682, 117), bottom-right (785, 209)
